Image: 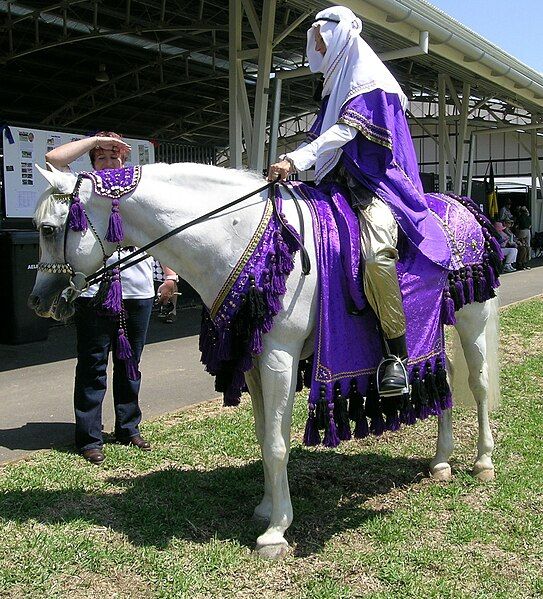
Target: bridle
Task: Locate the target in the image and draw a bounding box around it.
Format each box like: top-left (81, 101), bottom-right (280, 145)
top-left (36, 174), bottom-right (311, 303)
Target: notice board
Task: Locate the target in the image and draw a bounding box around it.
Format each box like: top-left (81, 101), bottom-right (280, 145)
top-left (2, 125), bottom-right (155, 219)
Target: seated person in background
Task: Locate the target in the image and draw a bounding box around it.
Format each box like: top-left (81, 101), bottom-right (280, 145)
top-left (498, 199), bottom-right (514, 225)
top-left (494, 221), bottom-right (518, 273)
top-left (504, 218), bottom-right (530, 270)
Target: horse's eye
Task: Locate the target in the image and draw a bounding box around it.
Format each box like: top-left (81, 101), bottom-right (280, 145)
top-left (41, 225), bottom-right (56, 237)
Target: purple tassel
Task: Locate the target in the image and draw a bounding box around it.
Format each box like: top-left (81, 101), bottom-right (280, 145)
top-left (68, 196), bottom-right (88, 232)
top-left (465, 269), bottom-right (475, 304)
top-left (485, 262), bottom-right (498, 290)
top-left (105, 199), bottom-right (124, 242)
top-left (223, 385), bottom-right (241, 407)
top-left (126, 358), bottom-right (141, 381)
top-left (369, 413), bottom-right (385, 436)
top-left (303, 407), bottom-right (321, 446)
top-left (271, 271), bottom-right (287, 295)
top-left (274, 232), bottom-right (295, 274)
top-left (385, 412), bottom-right (401, 432)
top-left (353, 417), bottom-right (369, 438)
top-left (442, 291), bottom-right (456, 325)
top-left (454, 278), bottom-right (465, 307)
top-left (250, 328), bottom-right (263, 355)
top-left (116, 327), bottom-right (133, 360)
top-left (323, 403), bottom-right (340, 448)
top-left (400, 402), bottom-right (417, 426)
top-left (489, 236), bottom-right (502, 256)
top-left (284, 224), bottom-right (300, 254)
top-left (348, 379), bottom-right (369, 439)
top-left (102, 269), bottom-right (123, 314)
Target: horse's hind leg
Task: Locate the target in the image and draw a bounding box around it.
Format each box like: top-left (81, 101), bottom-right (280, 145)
top-left (254, 339), bottom-right (301, 559)
top-left (244, 364), bottom-right (273, 524)
top-left (454, 301), bottom-right (495, 481)
top-left (430, 407), bottom-right (454, 481)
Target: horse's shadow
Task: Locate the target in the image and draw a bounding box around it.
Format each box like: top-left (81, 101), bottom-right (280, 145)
top-left (0, 447), bottom-right (427, 556)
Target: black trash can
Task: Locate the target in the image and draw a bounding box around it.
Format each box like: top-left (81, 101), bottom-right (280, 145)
top-left (0, 230), bottom-right (50, 344)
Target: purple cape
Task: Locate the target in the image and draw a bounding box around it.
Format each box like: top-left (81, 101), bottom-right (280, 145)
top-left (309, 89), bottom-right (451, 268)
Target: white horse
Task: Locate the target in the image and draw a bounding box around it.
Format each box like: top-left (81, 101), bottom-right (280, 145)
top-left (29, 162), bottom-right (499, 559)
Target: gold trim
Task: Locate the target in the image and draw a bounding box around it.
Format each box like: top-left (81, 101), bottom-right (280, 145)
top-left (210, 199), bottom-right (274, 319)
top-left (338, 114), bottom-right (393, 150)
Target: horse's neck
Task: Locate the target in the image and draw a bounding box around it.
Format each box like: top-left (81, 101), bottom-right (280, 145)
top-left (120, 170), bottom-right (268, 308)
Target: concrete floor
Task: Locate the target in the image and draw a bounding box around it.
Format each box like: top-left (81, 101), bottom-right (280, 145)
top-left (0, 262), bottom-right (541, 464)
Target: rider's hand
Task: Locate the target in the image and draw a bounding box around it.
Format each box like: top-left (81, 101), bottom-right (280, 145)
top-left (156, 279), bottom-right (177, 304)
top-left (267, 159), bottom-right (294, 181)
top-left (94, 136), bottom-right (131, 152)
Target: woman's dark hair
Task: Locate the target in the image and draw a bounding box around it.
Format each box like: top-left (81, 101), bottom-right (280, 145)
top-left (89, 131), bottom-right (129, 167)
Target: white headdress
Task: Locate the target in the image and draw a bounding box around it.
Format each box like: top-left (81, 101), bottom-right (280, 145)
top-left (306, 6), bottom-right (408, 181)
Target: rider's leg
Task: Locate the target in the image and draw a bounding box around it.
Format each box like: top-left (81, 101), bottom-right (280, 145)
top-left (358, 198), bottom-right (408, 396)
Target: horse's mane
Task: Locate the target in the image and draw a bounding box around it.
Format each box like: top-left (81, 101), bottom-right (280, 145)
top-left (33, 190), bottom-right (63, 225)
top-left (143, 162), bottom-right (264, 186)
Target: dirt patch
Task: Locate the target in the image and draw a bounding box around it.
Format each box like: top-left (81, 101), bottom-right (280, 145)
top-left (501, 332), bottom-right (543, 365)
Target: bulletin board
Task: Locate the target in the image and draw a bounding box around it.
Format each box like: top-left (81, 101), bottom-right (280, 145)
top-left (1, 125), bottom-right (155, 219)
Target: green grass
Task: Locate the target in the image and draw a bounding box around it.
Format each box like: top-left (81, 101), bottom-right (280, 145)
top-left (1, 298), bottom-right (543, 598)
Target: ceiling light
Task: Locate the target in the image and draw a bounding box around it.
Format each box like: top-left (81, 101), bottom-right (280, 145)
top-left (95, 64), bottom-right (109, 83)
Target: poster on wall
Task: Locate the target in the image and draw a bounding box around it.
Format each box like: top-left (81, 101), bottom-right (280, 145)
top-left (2, 125), bottom-right (155, 219)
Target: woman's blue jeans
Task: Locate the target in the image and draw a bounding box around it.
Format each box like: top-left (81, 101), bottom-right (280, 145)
top-left (73, 297), bottom-right (153, 451)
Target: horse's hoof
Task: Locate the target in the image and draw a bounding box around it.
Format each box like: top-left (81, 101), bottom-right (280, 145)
top-left (255, 542), bottom-right (289, 560)
top-left (473, 465), bottom-right (495, 482)
top-left (430, 462), bottom-right (452, 481)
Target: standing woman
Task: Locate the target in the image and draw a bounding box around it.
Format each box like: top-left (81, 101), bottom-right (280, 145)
top-left (45, 132), bottom-right (178, 465)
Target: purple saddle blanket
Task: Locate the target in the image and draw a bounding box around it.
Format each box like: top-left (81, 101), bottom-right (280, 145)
top-left (288, 181), bottom-right (498, 410)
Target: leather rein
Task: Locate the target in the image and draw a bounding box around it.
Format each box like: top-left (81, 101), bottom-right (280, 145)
top-left (37, 176), bottom-right (311, 296)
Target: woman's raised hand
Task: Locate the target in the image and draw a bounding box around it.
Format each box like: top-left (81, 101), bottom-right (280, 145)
top-left (94, 136), bottom-right (131, 151)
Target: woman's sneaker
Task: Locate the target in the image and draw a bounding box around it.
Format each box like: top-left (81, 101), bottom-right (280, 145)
top-left (503, 264), bottom-right (516, 273)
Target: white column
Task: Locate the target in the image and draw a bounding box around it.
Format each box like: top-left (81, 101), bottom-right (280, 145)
top-left (249, 0), bottom-right (276, 172)
top-left (229, 0), bottom-right (243, 168)
top-left (438, 74), bottom-right (447, 192)
top-left (453, 82), bottom-right (471, 195)
top-left (268, 76), bottom-right (282, 167)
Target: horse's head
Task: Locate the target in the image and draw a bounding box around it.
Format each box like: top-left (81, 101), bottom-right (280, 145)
top-left (28, 165), bottom-right (111, 321)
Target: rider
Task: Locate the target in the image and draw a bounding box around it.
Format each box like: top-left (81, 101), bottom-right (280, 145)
top-left (269, 6), bottom-right (449, 398)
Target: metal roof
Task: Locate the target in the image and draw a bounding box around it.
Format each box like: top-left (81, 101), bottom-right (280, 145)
top-left (1, 0), bottom-right (541, 147)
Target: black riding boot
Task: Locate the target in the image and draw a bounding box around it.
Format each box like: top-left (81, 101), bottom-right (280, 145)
top-left (378, 335), bottom-right (409, 397)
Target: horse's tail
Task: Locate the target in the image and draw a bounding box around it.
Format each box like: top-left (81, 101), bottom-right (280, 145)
top-left (447, 294), bottom-right (500, 411)
top-left (483, 295), bottom-right (500, 411)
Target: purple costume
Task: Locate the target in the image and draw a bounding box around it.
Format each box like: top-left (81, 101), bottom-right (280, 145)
top-left (310, 89), bottom-right (451, 269)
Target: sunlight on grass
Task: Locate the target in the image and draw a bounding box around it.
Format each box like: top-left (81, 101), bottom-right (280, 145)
top-left (1, 298), bottom-right (542, 598)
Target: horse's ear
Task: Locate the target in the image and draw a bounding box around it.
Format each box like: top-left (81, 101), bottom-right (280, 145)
top-left (35, 164), bottom-right (57, 188)
top-left (35, 163), bottom-right (76, 193)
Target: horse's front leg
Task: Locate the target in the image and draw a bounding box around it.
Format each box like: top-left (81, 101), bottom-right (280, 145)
top-left (454, 302), bottom-right (495, 481)
top-left (244, 362), bottom-right (273, 524)
top-left (254, 340), bottom-right (301, 559)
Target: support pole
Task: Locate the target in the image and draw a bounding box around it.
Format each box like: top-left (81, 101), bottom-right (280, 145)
top-left (466, 131), bottom-right (475, 198)
top-left (453, 82), bottom-right (471, 195)
top-left (229, 0), bottom-right (243, 168)
top-left (250, 0), bottom-right (276, 172)
top-left (268, 76), bottom-right (282, 167)
top-left (438, 74), bottom-right (447, 192)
